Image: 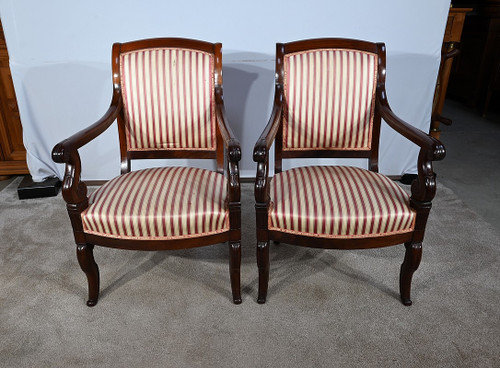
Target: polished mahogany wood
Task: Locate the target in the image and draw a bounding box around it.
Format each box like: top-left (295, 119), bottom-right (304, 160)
top-left (53, 38), bottom-right (241, 306)
top-left (254, 38), bottom-right (445, 306)
top-left (0, 20), bottom-right (29, 177)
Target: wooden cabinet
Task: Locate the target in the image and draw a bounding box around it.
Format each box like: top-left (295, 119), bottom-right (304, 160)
top-left (0, 20), bottom-right (28, 178)
top-left (431, 7), bottom-right (472, 139)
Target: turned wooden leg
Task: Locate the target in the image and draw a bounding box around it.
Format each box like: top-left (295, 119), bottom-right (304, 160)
top-left (257, 241), bottom-right (270, 304)
top-left (229, 241), bottom-right (242, 304)
top-left (400, 241), bottom-right (422, 306)
top-left (76, 244), bottom-right (100, 307)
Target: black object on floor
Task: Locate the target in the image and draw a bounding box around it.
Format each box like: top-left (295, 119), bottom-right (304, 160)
top-left (17, 175), bottom-right (61, 200)
top-left (400, 174), bottom-right (418, 185)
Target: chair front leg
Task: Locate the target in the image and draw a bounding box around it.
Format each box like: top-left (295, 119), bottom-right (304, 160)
top-left (229, 241), bottom-right (242, 304)
top-left (399, 241), bottom-right (422, 306)
top-left (76, 243), bottom-right (100, 307)
top-left (255, 159), bottom-right (271, 304)
top-left (226, 155), bottom-right (241, 304)
top-left (257, 241), bottom-right (270, 304)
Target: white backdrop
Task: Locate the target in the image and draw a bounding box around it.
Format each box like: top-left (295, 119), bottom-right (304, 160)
top-left (0, 0), bottom-right (450, 181)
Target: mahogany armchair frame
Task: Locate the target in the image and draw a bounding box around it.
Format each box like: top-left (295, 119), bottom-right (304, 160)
top-left (254, 38), bottom-right (446, 305)
top-left (52, 38), bottom-right (242, 306)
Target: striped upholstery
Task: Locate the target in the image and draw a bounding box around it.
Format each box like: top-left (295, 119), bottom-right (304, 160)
top-left (82, 167), bottom-right (228, 240)
top-left (120, 48), bottom-right (216, 151)
top-left (269, 166), bottom-right (415, 238)
top-left (283, 49), bottom-right (377, 150)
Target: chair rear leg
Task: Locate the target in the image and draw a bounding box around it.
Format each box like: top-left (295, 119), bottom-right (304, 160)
top-left (257, 241), bottom-right (270, 304)
top-left (229, 241), bottom-right (242, 304)
top-left (399, 241), bottom-right (422, 306)
top-left (76, 243), bottom-right (100, 307)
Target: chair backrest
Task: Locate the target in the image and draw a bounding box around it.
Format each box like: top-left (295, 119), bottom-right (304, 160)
top-left (276, 39), bottom-right (386, 171)
top-left (112, 39), bottom-right (222, 170)
top-left (120, 47), bottom-right (215, 151)
top-left (284, 48), bottom-right (377, 150)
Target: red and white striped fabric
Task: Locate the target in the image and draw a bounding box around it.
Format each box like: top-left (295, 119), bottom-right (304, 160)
top-left (283, 49), bottom-right (377, 150)
top-left (81, 167), bottom-right (229, 240)
top-left (120, 48), bottom-right (216, 151)
top-left (269, 166), bottom-right (415, 238)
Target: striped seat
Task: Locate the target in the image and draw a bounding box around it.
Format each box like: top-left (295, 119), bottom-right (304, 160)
top-left (82, 167), bottom-right (229, 240)
top-left (269, 166), bottom-right (415, 238)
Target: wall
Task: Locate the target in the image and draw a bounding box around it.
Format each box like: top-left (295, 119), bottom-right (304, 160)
top-left (0, 0), bottom-right (451, 180)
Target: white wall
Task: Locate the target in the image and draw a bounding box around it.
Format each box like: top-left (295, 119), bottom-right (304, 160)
top-left (0, 0), bottom-right (450, 180)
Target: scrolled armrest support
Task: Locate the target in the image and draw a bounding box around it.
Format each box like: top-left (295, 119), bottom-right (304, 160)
top-left (376, 89), bottom-right (446, 203)
top-left (54, 146), bottom-right (88, 205)
top-left (255, 161), bottom-right (270, 204)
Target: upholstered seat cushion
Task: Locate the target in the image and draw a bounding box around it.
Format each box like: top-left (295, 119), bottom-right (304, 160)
top-left (269, 166), bottom-right (415, 238)
top-left (82, 167), bottom-right (229, 240)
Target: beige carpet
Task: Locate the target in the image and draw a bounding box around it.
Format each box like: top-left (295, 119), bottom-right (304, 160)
top-left (1, 178), bottom-right (499, 367)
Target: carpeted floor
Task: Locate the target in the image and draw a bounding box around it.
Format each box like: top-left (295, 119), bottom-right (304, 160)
top-left (1, 178), bottom-right (499, 367)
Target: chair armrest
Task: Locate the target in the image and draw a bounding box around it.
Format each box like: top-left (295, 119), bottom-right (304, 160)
top-left (214, 86), bottom-right (241, 163)
top-left (253, 84), bottom-right (283, 204)
top-left (52, 97), bottom-right (122, 164)
top-left (214, 86), bottom-right (241, 203)
top-left (52, 97), bottom-right (122, 204)
top-left (253, 84), bottom-right (283, 163)
top-left (376, 89), bottom-right (446, 202)
top-left (377, 89), bottom-right (444, 160)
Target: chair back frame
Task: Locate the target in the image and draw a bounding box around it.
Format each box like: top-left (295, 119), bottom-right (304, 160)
top-left (111, 38), bottom-right (226, 174)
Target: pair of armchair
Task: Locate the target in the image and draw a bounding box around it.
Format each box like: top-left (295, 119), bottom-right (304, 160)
top-left (53, 38), bottom-right (445, 307)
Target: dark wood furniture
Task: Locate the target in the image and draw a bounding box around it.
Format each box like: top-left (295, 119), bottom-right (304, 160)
top-left (447, 1), bottom-right (500, 114)
top-left (52, 38), bottom-right (241, 306)
top-left (254, 38), bottom-right (445, 306)
top-left (431, 7), bottom-right (472, 139)
top-left (0, 20), bottom-right (29, 179)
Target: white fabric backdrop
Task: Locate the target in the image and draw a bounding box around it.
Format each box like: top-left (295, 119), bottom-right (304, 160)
top-left (0, 0), bottom-right (450, 181)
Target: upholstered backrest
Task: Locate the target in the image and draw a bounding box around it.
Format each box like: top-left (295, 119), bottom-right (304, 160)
top-left (283, 49), bottom-right (378, 150)
top-left (120, 47), bottom-right (216, 151)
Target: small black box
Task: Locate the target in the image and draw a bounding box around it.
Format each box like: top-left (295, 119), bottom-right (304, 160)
top-left (17, 175), bottom-right (61, 200)
top-left (399, 174), bottom-right (418, 185)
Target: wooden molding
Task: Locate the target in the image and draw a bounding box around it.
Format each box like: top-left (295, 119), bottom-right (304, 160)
top-left (0, 160), bottom-right (29, 176)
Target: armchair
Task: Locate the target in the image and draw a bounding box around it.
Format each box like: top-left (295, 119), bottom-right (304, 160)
top-left (53, 38), bottom-right (241, 306)
top-left (254, 38), bottom-right (445, 305)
